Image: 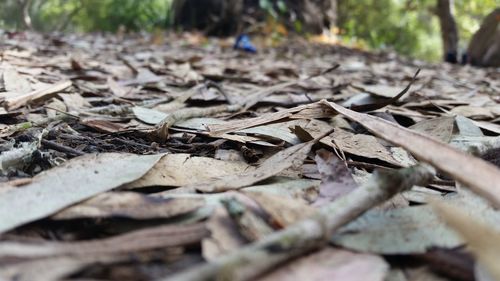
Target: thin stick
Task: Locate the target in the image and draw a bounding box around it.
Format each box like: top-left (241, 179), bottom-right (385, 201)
top-left (154, 104), bottom-right (241, 141)
top-left (41, 139), bottom-right (84, 157)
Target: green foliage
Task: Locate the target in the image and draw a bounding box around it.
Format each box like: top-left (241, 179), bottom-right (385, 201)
top-left (0, 0), bottom-right (171, 32)
top-left (67, 0), bottom-right (170, 32)
top-left (259, 0), bottom-right (288, 19)
top-left (338, 0), bottom-right (440, 60)
top-left (337, 0), bottom-right (497, 61)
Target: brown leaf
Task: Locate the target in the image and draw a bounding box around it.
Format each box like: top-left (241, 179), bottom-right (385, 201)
top-left (257, 248), bottom-right (389, 281)
top-left (430, 199), bottom-right (500, 281)
top-left (244, 191), bottom-right (316, 227)
top-left (0, 223), bottom-right (207, 259)
top-left (202, 207), bottom-right (248, 261)
top-left (193, 141), bottom-right (315, 193)
top-left (207, 102), bottom-right (334, 136)
top-left (81, 118), bottom-right (126, 133)
top-left (53, 192), bottom-right (205, 220)
top-left (125, 153), bottom-right (251, 189)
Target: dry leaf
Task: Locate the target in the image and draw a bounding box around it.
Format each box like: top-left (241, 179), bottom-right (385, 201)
top-left (53, 192), bottom-right (205, 220)
top-left (430, 199), bottom-right (500, 281)
top-left (193, 140), bottom-right (315, 193)
top-left (202, 207), bottom-right (248, 261)
top-left (0, 153), bottom-right (162, 233)
top-left (245, 191), bottom-right (317, 227)
top-left (257, 248), bottom-right (389, 281)
top-left (312, 149), bottom-right (358, 207)
top-left (322, 100), bottom-right (500, 208)
top-left (125, 153), bottom-right (251, 189)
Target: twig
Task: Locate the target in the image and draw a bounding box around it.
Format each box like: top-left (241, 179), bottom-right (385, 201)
top-left (345, 160), bottom-right (392, 170)
top-left (41, 139), bottom-right (84, 157)
top-left (159, 164), bottom-right (435, 281)
top-left (349, 68), bottom-right (420, 112)
top-left (205, 81), bottom-right (234, 105)
top-left (242, 64), bottom-right (339, 110)
top-left (44, 106), bottom-right (81, 119)
top-left (6, 81), bottom-right (72, 110)
top-left (154, 104), bottom-right (241, 141)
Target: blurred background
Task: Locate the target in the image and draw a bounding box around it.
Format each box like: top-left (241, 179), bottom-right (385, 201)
top-left (0, 0), bottom-right (498, 64)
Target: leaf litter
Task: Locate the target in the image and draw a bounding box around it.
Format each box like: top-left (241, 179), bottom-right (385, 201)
top-left (0, 31), bottom-right (499, 281)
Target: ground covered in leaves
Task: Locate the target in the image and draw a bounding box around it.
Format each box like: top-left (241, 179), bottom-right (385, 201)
top-left (0, 31), bottom-right (499, 281)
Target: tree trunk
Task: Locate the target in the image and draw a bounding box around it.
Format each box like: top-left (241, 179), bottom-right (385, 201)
top-left (171, 0), bottom-right (336, 36)
top-left (436, 0), bottom-right (459, 63)
top-left (171, 0), bottom-right (244, 36)
top-left (17, 0), bottom-right (33, 30)
top-left (290, 0), bottom-right (337, 33)
top-left (466, 8), bottom-right (500, 67)
top-left (325, 0), bottom-right (338, 28)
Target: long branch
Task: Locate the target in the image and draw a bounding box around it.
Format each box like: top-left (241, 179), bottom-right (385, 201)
top-left (159, 164), bottom-right (435, 281)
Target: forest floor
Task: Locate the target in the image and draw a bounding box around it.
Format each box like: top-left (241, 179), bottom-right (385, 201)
top-left (0, 31), bottom-right (499, 281)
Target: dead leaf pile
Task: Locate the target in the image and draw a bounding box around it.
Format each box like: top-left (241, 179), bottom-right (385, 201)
top-left (0, 31), bottom-right (499, 281)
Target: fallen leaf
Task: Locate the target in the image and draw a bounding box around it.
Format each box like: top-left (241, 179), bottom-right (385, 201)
top-left (2, 68), bottom-right (32, 94)
top-left (243, 178), bottom-right (320, 202)
top-left (221, 197), bottom-right (275, 241)
top-left (298, 120), bottom-right (403, 166)
top-left (331, 205), bottom-right (461, 254)
top-left (59, 93), bottom-right (91, 112)
top-left (312, 149), bottom-right (358, 207)
top-left (133, 106), bottom-right (168, 125)
top-left (244, 191), bottom-right (316, 227)
top-left (107, 76), bottom-right (133, 97)
top-left (0, 223), bottom-right (207, 258)
top-left (81, 118), bottom-right (126, 133)
top-left (202, 207), bottom-right (247, 261)
top-left (125, 153), bottom-right (251, 189)
top-left (430, 199), bottom-right (500, 281)
top-left (193, 140), bottom-right (315, 193)
top-left (322, 100), bottom-right (500, 208)
top-left (0, 256), bottom-right (120, 281)
top-left (0, 153), bottom-right (162, 233)
top-left (257, 248), bottom-right (389, 281)
top-left (53, 191), bottom-right (205, 220)
top-left (207, 102), bottom-right (334, 136)
top-left (451, 106), bottom-right (495, 119)
top-left (332, 189), bottom-right (500, 254)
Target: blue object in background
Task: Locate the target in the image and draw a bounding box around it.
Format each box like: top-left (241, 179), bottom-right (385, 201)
top-left (234, 34), bottom-right (257, 53)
